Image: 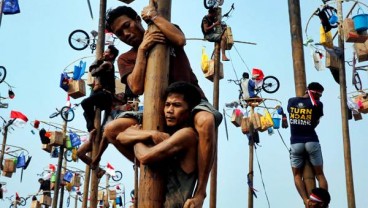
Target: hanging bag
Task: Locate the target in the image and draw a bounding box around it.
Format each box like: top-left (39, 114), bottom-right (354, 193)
top-left (63, 171), bottom-right (73, 183)
top-left (72, 61), bottom-right (86, 80)
top-left (59, 72), bottom-right (70, 92)
top-left (69, 131), bottom-right (81, 147)
top-left (2, 0), bottom-right (20, 15)
top-left (16, 152), bottom-right (26, 168)
top-left (201, 47), bottom-right (210, 73)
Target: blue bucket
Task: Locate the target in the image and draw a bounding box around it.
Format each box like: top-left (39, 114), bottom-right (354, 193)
top-left (272, 118), bottom-right (281, 129)
top-left (353, 9), bottom-right (368, 32)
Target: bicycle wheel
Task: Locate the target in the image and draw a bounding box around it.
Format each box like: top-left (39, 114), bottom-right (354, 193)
top-left (68, 30), bottom-right (90, 51)
top-left (353, 73), bottom-right (362, 91)
top-left (49, 111), bottom-right (60, 119)
top-left (19, 197), bottom-right (26, 206)
top-left (61, 106), bottom-right (75, 122)
top-left (262, 76), bottom-right (280, 94)
top-left (0, 66), bottom-right (7, 83)
top-left (64, 149), bottom-right (73, 162)
top-left (111, 170), bottom-right (123, 182)
top-left (204, 0), bottom-right (217, 9)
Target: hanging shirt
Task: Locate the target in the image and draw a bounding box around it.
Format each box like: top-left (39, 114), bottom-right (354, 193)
top-left (241, 78), bottom-right (256, 99)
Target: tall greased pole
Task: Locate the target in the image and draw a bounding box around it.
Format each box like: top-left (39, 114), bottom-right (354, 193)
top-left (90, 0), bottom-right (106, 207)
top-left (287, 0), bottom-right (316, 195)
top-left (52, 117), bottom-right (68, 208)
top-left (137, 0), bottom-right (171, 207)
top-left (209, 6), bottom-right (221, 208)
top-left (336, 1), bottom-right (356, 207)
top-left (81, 153), bottom-right (91, 208)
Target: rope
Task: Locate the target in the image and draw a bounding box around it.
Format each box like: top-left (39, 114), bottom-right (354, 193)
top-left (233, 44), bottom-right (251, 74)
top-left (227, 50), bottom-right (239, 80)
top-left (254, 145), bottom-right (271, 208)
top-left (276, 129), bottom-right (290, 153)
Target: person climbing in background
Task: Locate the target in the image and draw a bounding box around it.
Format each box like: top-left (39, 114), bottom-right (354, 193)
top-left (93, 5), bottom-right (223, 207)
top-left (241, 72), bottom-right (256, 100)
top-left (201, 7), bottom-right (229, 61)
top-left (307, 188), bottom-right (331, 208)
top-left (287, 82), bottom-right (328, 207)
top-left (77, 45), bottom-right (119, 178)
top-left (81, 45), bottom-right (119, 133)
top-left (37, 178), bottom-right (51, 202)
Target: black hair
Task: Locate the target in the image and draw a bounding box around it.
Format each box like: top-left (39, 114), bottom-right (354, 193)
top-left (311, 188), bottom-right (330, 208)
top-left (243, 72), bottom-right (249, 79)
top-left (164, 81), bottom-right (201, 110)
top-left (106, 6), bottom-right (138, 32)
top-left (108, 45), bottom-right (119, 59)
top-left (208, 8), bottom-right (217, 14)
top-left (38, 178), bottom-right (44, 182)
top-left (308, 82), bottom-right (324, 92)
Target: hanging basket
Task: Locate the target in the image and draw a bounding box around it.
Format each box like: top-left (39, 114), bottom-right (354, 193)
top-left (353, 8), bottom-right (368, 32)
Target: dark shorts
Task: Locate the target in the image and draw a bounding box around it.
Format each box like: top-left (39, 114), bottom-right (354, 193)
top-left (193, 99), bottom-right (223, 127)
top-left (114, 111), bottom-right (143, 124)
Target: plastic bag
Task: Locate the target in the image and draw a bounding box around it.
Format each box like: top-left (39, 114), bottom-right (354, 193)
top-left (73, 61), bottom-right (86, 80)
top-left (63, 171), bottom-right (73, 183)
top-left (3, 0), bottom-right (20, 15)
top-left (70, 132), bottom-right (81, 147)
top-left (16, 152), bottom-right (25, 168)
top-left (60, 72), bottom-right (70, 92)
top-left (201, 47), bottom-right (209, 73)
top-left (320, 26), bottom-right (333, 48)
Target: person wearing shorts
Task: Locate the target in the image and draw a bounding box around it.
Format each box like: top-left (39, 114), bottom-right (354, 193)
top-left (287, 82), bottom-right (328, 207)
top-left (201, 8), bottom-right (229, 61)
top-left (102, 5), bottom-right (223, 207)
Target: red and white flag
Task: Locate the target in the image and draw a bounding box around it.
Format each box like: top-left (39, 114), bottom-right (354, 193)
top-left (106, 162), bottom-right (115, 176)
top-left (10, 110), bottom-right (28, 127)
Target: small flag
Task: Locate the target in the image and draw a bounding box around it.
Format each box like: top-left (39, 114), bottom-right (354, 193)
top-left (106, 162), bottom-right (116, 176)
top-left (66, 95), bottom-right (71, 107)
top-left (10, 110), bottom-right (28, 127)
top-left (49, 164), bottom-right (56, 172)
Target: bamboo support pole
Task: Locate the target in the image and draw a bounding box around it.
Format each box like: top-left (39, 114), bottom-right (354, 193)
top-left (209, 7), bottom-right (222, 208)
top-left (138, 0), bottom-right (171, 207)
top-left (336, 1), bottom-right (356, 207)
top-left (90, 0), bottom-right (106, 207)
top-left (81, 153), bottom-right (91, 208)
top-left (52, 118), bottom-right (68, 208)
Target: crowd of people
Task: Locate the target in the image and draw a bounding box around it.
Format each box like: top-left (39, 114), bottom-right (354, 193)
top-left (72, 4), bottom-right (330, 208)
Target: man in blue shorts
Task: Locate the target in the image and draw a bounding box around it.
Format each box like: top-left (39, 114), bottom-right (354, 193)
top-left (287, 82), bottom-right (328, 207)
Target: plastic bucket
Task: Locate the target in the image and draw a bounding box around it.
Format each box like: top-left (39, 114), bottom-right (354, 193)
top-left (329, 14), bottom-right (338, 25)
top-left (353, 9), bottom-right (368, 32)
top-left (272, 118), bottom-right (281, 129)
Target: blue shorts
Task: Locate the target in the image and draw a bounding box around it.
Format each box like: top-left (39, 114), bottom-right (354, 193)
top-left (290, 142), bottom-right (323, 168)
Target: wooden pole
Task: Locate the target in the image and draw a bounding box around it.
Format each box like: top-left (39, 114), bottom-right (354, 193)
top-left (336, 1), bottom-right (356, 207)
top-left (0, 119), bottom-right (14, 171)
top-left (287, 0), bottom-right (316, 196)
top-left (138, 1), bottom-right (171, 207)
top-left (248, 106), bottom-right (255, 208)
top-left (58, 151), bottom-right (68, 208)
top-left (90, 0), bottom-right (106, 207)
top-left (52, 119), bottom-right (68, 208)
top-left (209, 6), bottom-right (222, 208)
top-left (81, 153), bottom-right (91, 208)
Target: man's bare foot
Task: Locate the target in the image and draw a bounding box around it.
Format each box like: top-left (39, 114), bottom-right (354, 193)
top-left (183, 196), bottom-right (205, 208)
top-left (96, 167), bottom-right (106, 179)
top-left (222, 57), bottom-right (230, 61)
